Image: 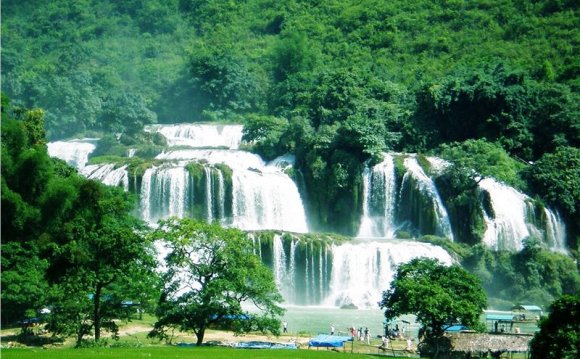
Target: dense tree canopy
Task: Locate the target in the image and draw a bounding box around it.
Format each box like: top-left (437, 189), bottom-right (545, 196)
top-left (149, 218), bottom-right (284, 346)
top-left (530, 294), bottom-right (580, 359)
top-left (45, 180), bottom-right (157, 346)
top-left (380, 258), bottom-right (487, 339)
top-left (1, 100), bottom-right (158, 344)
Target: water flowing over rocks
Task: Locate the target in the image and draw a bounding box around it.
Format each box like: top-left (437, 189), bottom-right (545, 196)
top-left (47, 124), bottom-right (569, 307)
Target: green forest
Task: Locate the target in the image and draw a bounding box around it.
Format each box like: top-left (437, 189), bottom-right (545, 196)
top-left (1, 0), bottom-right (579, 347)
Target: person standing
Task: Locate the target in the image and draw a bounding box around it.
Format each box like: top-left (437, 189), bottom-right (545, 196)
top-left (283, 320), bottom-right (288, 333)
top-left (364, 327), bottom-right (370, 345)
top-left (331, 325), bottom-right (335, 335)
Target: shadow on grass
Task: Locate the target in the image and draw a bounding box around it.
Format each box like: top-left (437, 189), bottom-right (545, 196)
top-left (1, 332), bottom-right (65, 348)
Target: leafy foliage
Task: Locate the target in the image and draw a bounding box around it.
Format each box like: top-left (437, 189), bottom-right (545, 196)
top-left (1, 0), bottom-right (191, 138)
top-left (380, 258), bottom-right (487, 338)
top-left (461, 241), bottom-right (580, 307)
top-left (45, 181), bottom-right (157, 346)
top-left (1, 101), bottom-right (158, 344)
top-left (149, 218), bottom-right (284, 345)
top-left (528, 146), bottom-right (580, 216)
top-left (530, 294), bottom-right (580, 359)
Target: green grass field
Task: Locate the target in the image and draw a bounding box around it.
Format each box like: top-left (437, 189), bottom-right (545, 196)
top-left (1, 347), bottom-right (379, 359)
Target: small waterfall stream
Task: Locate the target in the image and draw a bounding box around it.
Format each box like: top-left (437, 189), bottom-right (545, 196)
top-left (401, 157), bottom-right (454, 240)
top-left (357, 154), bottom-right (397, 238)
top-left (544, 209), bottom-right (567, 253)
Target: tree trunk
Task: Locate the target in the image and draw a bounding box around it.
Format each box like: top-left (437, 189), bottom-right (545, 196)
top-left (76, 328), bottom-right (84, 347)
top-left (196, 327), bottom-right (205, 346)
top-left (94, 284), bottom-right (102, 342)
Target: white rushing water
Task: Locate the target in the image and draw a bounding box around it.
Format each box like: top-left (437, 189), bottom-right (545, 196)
top-left (324, 240), bottom-right (453, 308)
top-left (47, 138), bottom-right (98, 169)
top-left (232, 170), bottom-right (308, 232)
top-left (402, 157), bottom-right (454, 240)
top-left (145, 123), bottom-right (244, 149)
top-left (544, 208), bottom-right (567, 253)
top-left (155, 150), bottom-right (309, 233)
top-left (81, 164), bottom-right (129, 190)
top-left (269, 236), bottom-right (454, 309)
top-left (357, 154), bottom-right (397, 238)
top-left (140, 166), bottom-right (191, 224)
top-left (479, 178), bottom-right (532, 251)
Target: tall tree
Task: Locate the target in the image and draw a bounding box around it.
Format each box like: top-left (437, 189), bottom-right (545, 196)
top-left (380, 258), bottom-right (487, 358)
top-left (45, 181), bottom-right (157, 346)
top-left (150, 218), bottom-right (284, 345)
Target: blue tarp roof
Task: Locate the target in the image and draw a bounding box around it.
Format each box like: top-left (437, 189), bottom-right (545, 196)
top-left (236, 341), bottom-right (298, 350)
top-left (308, 335), bottom-right (353, 348)
top-left (444, 325), bottom-right (468, 332)
top-left (486, 314), bottom-right (515, 321)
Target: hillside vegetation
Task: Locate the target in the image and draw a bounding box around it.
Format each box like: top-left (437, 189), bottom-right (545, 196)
top-left (2, 0), bottom-right (579, 323)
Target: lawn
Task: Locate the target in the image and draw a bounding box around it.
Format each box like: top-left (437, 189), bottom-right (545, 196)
top-left (1, 346), bottom-right (377, 359)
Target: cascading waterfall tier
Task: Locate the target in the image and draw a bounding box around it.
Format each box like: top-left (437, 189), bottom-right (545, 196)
top-left (357, 154), bottom-right (454, 241)
top-left (47, 138), bottom-right (98, 169)
top-left (82, 164), bottom-right (129, 190)
top-left (257, 233), bottom-right (454, 308)
top-left (479, 178), bottom-right (531, 251)
top-left (140, 165), bottom-right (191, 224)
top-left (144, 123), bottom-right (244, 149)
top-left (155, 150), bottom-right (309, 233)
top-left (357, 154), bottom-right (455, 241)
top-left (357, 154), bottom-right (397, 238)
top-left (479, 177), bottom-right (567, 252)
top-left (46, 134), bottom-right (568, 254)
top-left (395, 156), bottom-right (454, 240)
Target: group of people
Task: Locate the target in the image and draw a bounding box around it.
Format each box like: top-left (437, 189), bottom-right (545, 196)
top-left (347, 326), bottom-right (372, 344)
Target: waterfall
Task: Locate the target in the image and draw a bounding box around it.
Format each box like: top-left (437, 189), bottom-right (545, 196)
top-left (82, 164), bottom-right (129, 190)
top-left (232, 170), bottom-right (308, 233)
top-left (48, 128), bottom-right (566, 258)
top-left (127, 148), bottom-right (137, 158)
top-left (272, 234), bottom-right (302, 303)
top-left (426, 156), bottom-right (450, 174)
top-left (324, 240), bottom-right (453, 308)
top-left (357, 154), bottom-right (397, 238)
top-left (216, 169), bottom-right (226, 224)
top-left (156, 149), bottom-right (265, 169)
top-left (273, 235), bottom-right (288, 292)
top-left (140, 166), bottom-right (190, 225)
top-left (263, 235), bottom-right (454, 308)
top-left (479, 178), bottom-right (531, 251)
top-left (158, 150), bottom-right (308, 233)
top-left (544, 208), bottom-right (567, 253)
top-left (47, 138), bottom-right (98, 169)
top-left (204, 167), bottom-right (213, 223)
top-left (145, 123), bottom-right (244, 149)
top-left (401, 157), bottom-right (454, 240)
